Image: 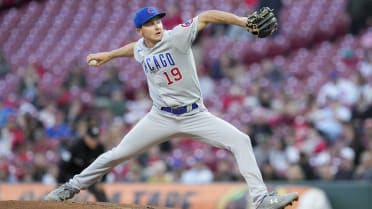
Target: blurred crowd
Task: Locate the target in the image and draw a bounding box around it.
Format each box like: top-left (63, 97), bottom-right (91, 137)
top-left (1, 0), bottom-right (372, 185)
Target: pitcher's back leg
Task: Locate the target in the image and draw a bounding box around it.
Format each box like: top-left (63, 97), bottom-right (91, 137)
top-left (180, 111), bottom-right (268, 208)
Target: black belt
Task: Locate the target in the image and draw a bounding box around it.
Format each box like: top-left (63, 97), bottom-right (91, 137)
top-left (160, 103), bottom-right (198, 115)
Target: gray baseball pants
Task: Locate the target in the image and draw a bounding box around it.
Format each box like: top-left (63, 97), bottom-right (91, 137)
top-left (68, 108), bottom-right (268, 207)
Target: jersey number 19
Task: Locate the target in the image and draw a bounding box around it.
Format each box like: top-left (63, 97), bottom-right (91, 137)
top-left (163, 67), bottom-right (183, 85)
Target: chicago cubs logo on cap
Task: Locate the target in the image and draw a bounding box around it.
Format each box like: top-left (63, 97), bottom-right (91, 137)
top-left (147, 7), bottom-right (155, 14)
top-left (181, 18), bottom-right (193, 27)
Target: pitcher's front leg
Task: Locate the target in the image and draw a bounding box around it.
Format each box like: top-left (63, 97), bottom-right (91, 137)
top-left (72, 110), bottom-right (178, 188)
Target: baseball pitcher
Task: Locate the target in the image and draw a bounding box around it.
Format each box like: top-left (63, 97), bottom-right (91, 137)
top-left (45, 6), bottom-right (298, 209)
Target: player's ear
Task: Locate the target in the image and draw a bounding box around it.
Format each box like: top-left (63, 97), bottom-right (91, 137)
top-left (136, 28), bottom-right (143, 36)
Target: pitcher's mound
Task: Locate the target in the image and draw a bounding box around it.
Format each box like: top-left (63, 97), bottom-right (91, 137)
top-left (0, 201), bottom-right (176, 209)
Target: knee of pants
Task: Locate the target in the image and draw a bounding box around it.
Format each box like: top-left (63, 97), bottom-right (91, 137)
top-left (233, 133), bottom-right (253, 148)
top-left (106, 146), bottom-right (137, 165)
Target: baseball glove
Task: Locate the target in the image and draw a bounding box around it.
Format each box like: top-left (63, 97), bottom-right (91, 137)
top-left (246, 7), bottom-right (278, 38)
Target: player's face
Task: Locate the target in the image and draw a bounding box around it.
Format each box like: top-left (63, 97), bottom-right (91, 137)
top-left (137, 17), bottom-right (164, 47)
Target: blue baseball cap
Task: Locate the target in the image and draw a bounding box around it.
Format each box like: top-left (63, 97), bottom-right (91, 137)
top-left (134, 6), bottom-right (166, 28)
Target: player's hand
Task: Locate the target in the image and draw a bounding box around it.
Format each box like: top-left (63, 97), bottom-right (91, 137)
top-left (86, 52), bottom-right (112, 67)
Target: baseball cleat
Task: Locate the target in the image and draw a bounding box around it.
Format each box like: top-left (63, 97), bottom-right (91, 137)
top-left (256, 192), bottom-right (299, 209)
top-left (44, 182), bottom-right (80, 201)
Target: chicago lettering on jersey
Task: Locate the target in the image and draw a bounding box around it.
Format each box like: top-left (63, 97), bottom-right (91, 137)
top-left (142, 52), bottom-right (176, 73)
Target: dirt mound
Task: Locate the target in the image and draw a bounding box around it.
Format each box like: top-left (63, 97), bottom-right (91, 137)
top-left (0, 201), bottom-right (176, 209)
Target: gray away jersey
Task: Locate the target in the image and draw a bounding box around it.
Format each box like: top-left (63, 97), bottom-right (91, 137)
top-left (134, 16), bottom-right (204, 109)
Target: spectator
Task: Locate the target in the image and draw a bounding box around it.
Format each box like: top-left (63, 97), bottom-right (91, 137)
top-left (257, 87), bottom-right (274, 109)
top-left (102, 117), bottom-right (126, 149)
top-left (249, 107), bottom-right (273, 147)
top-left (354, 150), bottom-right (372, 180)
top-left (334, 147), bottom-right (355, 180)
top-left (109, 89), bottom-right (127, 117)
top-left (0, 125), bottom-right (13, 157)
top-left (311, 151), bottom-right (334, 180)
top-left (45, 110), bottom-right (74, 141)
top-left (42, 164), bottom-right (58, 185)
top-left (222, 85), bottom-right (245, 112)
top-left (210, 53), bottom-right (237, 80)
top-left (214, 159), bottom-right (240, 182)
top-left (260, 160), bottom-right (280, 180)
top-left (0, 99), bottom-right (16, 128)
top-left (145, 160), bottom-right (172, 183)
top-left (94, 66), bottom-right (123, 108)
top-left (18, 64), bottom-right (40, 102)
top-left (317, 70), bottom-right (358, 106)
top-left (181, 158), bottom-right (214, 184)
top-left (286, 164), bottom-right (305, 182)
top-left (260, 59), bottom-right (285, 90)
top-left (38, 102), bottom-right (58, 129)
top-left (198, 68), bottom-right (215, 100)
top-left (360, 29), bottom-right (372, 49)
top-left (0, 158), bottom-right (17, 183)
top-left (298, 152), bottom-right (317, 180)
top-left (17, 101), bottom-right (44, 142)
top-left (107, 159), bottom-right (145, 183)
top-left (307, 96), bottom-right (351, 143)
top-left (62, 62), bottom-right (87, 90)
top-left (124, 88), bottom-right (152, 124)
top-left (359, 48), bottom-right (372, 79)
top-left (346, 0), bottom-right (372, 34)
top-left (268, 137), bottom-right (290, 177)
top-left (64, 100), bottom-right (86, 130)
top-left (0, 51), bottom-right (10, 78)
top-left (6, 114), bottom-right (25, 152)
top-left (31, 152), bottom-right (50, 182)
